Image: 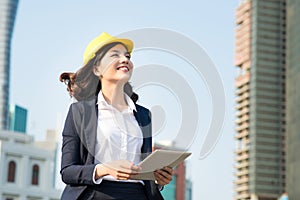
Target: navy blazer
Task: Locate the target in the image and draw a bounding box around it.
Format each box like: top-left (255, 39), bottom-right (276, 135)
top-left (60, 98), bottom-right (164, 200)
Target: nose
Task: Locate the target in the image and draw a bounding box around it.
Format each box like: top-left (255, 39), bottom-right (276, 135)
top-left (120, 54), bottom-right (129, 64)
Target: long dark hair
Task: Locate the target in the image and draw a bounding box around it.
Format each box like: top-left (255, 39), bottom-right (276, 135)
top-left (59, 42), bottom-right (138, 102)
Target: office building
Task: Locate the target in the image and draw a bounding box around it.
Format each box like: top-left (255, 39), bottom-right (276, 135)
top-left (9, 104), bottom-right (28, 133)
top-left (0, 0), bottom-right (19, 130)
top-left (155, 141), bottom-right (192, 200)
top-left (286, 0), bottom-right (300, 198)
top-left (0, 129), bottom-right (62, 200)
top-left (234, 0), bottom-right (286, 199)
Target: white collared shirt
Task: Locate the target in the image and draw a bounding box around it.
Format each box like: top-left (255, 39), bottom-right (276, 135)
top-left (93, 91), bottom-right (144, 184)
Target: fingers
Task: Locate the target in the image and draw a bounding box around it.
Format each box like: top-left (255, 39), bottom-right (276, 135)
top-left (115, 166), bottom-right (141, 180)
top-left (120, 162), bottom-right (141, 172)
top-left (119, 162), bottom-right (141, 176)
top-left (161, 166), bottom-right (173, 174)
top-left (116, 167), bottom-right (139, 175)
top-left (106, 160), bottom-right (140, 172)
top-left (154, 167), bottom-right (173, 185)
top-left (104, 160), bottom-right (141, 180)
top-left (115, 171), bottom-right (133, 180)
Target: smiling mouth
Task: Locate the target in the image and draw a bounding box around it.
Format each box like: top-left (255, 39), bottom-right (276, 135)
top-left (117, 66), bottom-right (129, 72)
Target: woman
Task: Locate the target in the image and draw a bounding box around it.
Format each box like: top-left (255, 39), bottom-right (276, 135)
top-left (59, 32), bottom-right (173, 200)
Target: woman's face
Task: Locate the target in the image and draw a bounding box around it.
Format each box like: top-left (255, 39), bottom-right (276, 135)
top-left (94, 44), bottom-right (133, 84)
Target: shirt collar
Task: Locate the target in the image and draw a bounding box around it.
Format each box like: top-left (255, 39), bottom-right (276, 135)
top-left (97, 91), bottom-right (136, 112)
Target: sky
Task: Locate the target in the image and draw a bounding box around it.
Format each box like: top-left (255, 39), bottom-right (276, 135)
top-left (10, 1), bottom-right (237, 199)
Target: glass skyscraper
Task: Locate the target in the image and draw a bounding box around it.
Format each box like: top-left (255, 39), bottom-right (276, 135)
top-left (9, 104), bottom-right (27, 133)
top-left (0, 0), bottom-right (19, 130)
top-left (286, 0), bottom-right (300, 199)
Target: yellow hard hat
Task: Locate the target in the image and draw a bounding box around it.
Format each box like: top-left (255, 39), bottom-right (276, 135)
top-left (83, 32), bottom-right (134, 65)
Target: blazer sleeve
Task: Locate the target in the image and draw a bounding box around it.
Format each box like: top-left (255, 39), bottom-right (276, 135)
top-left (60, 104), bottom-right (96, 186)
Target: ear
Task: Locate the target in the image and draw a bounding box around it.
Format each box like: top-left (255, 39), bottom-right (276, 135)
top-left (93, 66), bottom-right (101, 77)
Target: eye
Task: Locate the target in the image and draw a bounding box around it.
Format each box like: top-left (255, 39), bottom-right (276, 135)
top-left (111, 53), bottom-right (119, 57)
top-left (125, 54), bottom-right (131, 59)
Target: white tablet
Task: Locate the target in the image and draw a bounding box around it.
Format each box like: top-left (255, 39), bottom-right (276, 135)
top-left (131, 149), bottom-right (192, 180)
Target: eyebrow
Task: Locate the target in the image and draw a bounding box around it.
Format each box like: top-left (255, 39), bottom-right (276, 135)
top-left (110, 50), bottom-right (129, 54)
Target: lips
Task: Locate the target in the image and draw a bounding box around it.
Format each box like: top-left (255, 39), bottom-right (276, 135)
top-left (117, 66), bottom-right (129, 72)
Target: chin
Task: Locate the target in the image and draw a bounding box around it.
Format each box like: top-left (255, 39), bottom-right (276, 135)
top-left (116, 76), bottom-right (131, 84)
top-left (120, 74), bottom-right (132, 81)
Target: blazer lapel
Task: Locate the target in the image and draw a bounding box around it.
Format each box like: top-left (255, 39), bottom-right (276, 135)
top-left (134, 105), bottom-right (152, 156)
top-left (82, 98), bottom-right (98, 163)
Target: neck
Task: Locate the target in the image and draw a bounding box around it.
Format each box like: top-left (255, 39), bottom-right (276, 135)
top-left (101, 81), bottom-right (126, 107)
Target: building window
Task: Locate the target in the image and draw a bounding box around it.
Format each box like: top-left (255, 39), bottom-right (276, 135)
top-left (7, 161), bottom-right (16, 182)
top-left (31, 164), bottom-right (39, 185)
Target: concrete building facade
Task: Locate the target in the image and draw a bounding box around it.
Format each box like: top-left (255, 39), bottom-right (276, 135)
top-left (0, 130), bottom-right (62, 200)
top-left (286, 0), bottom-right (300, 198)
top-left (234, 0), bottom-right (286, 199)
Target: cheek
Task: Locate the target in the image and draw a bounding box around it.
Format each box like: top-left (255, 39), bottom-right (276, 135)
top-left (104, 67), bottom-right (116, 76)
top-left (129, 61), bottom-right (134, 70)
top-left (101, 57), bottom-right (117, 67)
top-left (100, 61), bottom-right (116, 74)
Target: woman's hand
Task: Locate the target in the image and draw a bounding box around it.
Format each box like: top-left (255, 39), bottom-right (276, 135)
top-left (154, 166), bottom-right (173, 185)
top-left (95, 160), bottom-right (141, 180)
